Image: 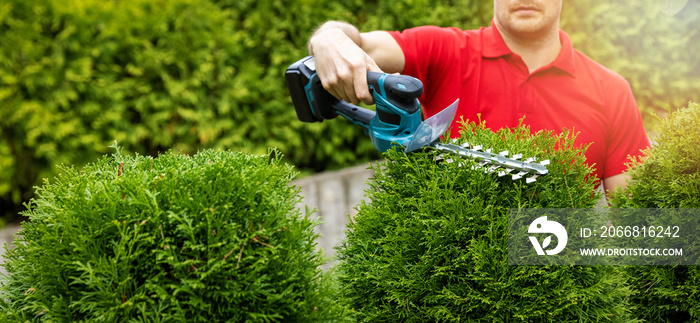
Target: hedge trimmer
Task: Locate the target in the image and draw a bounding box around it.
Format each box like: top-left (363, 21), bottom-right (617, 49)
top-left (285, 56), bottom-right (549, 183)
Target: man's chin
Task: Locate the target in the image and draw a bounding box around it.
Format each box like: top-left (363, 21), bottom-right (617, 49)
top-left (503, 18), bottom-right (551, 37)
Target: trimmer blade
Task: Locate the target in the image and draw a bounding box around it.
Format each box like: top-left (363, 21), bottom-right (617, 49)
top-left (404, 99), bottom-right (459, 153)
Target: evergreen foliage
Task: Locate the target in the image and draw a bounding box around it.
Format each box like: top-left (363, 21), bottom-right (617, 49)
top-left (336, 121), bottom-right (636, 322)
top-left (610, 102), bottom-right (700, 322)
top-left (0, 147), bottom-right (344, 322)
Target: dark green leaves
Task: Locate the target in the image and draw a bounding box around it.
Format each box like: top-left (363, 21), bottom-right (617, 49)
top-left (336, 121), bottom-right (635, 322)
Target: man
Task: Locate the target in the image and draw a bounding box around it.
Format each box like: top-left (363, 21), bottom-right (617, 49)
top-left (307, 0), bottom-right (649, 194)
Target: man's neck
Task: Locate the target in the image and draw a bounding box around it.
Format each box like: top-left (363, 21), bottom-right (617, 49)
top-left (498, 26), bottom-right (562, 74)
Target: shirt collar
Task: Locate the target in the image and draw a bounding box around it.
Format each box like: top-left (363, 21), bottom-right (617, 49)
top-left (482, 20), bottom-right (512, 58)
top-left (482, 20), bottom-right (577, 77)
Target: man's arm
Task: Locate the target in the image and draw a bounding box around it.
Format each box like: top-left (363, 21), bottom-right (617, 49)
top-left (307, 21), bottom-right (404, 105)
top-left (603, 173), bottom-right (629, 196)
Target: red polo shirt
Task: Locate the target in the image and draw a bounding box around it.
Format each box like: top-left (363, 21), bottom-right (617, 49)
top-left (388, 21), bottom-right (649, 182)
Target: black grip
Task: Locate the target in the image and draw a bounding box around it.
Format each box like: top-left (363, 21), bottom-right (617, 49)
top-left (366, 71), bottom-right (383, 94)
top-left (285, 57), bottom-right (320, 122)
top-left (333, 101), bottom-right (375, 125)
top-left (382, 74), bottom-right (423, 102)
top-left (309, 74), bottom-right (340, 120)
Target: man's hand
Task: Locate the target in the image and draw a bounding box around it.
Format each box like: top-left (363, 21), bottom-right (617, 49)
top-left (309, 25), bottom-right (381, 105)
top-left (308, 21), bottom-right (405, 106)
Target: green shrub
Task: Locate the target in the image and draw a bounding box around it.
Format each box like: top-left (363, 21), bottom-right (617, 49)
top-left (0, 147), bottom-right (345, 322)
top-left (336, 121), bottom-right (636, 322)
top-left (610, 102), bottom-right (700, 322)
top-left (610, 102), bottom-right (700, 209)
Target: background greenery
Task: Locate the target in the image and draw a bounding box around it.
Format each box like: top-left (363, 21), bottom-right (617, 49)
top-left (1, 0), bottom-right (698, 219)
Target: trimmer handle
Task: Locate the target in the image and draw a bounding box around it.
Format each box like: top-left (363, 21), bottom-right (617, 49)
top-left (285, 56), bottom-right (424, 152)
top-left (285, 56), bottom-right (423, 122)
top-left (366, 71), bottom-right (422, 126)
top-left (367, 71), bottom-right (422, 110)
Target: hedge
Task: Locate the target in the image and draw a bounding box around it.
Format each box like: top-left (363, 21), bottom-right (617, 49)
top-left (335, 121), bottom-right (636, 322)
top-left (0, 147), bottom-right (347, 321)
top-left (610, 102), bottom-right (700, 322)
top-left (1, 0), bottom-right (698, 220)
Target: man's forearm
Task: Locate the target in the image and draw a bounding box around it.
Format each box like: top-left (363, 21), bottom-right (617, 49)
top-left (308, 21), bottom-right (362, 55)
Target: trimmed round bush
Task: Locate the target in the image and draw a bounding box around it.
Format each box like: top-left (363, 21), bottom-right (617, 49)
top-left (336, 122), bottom-right (635, 322)
top-left (0, 147), bottom-right (344, 322)
top-left (611, 102), bottom-right (700, 209)
top-left (610, 102), bottom-right (700, 322)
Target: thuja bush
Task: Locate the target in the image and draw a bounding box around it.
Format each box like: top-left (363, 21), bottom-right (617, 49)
top-left (0, 147), bottom-right (344, 322)
top-left (610, 102), bottom-right (700, 322)
top-left (336, 121), bottom-right (636, 322)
